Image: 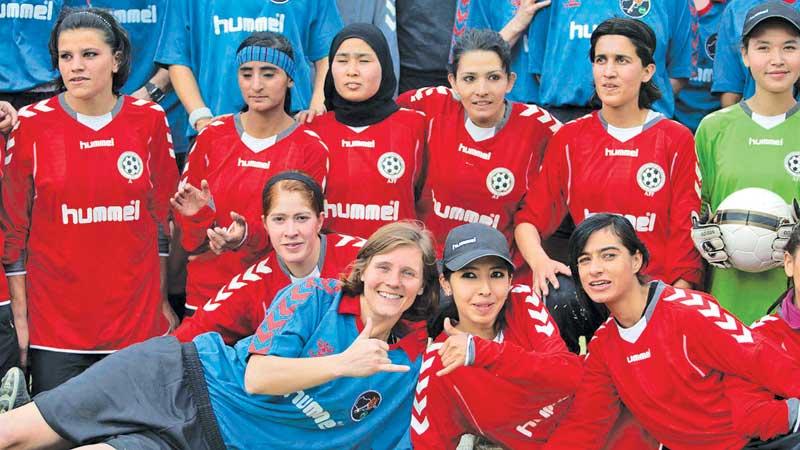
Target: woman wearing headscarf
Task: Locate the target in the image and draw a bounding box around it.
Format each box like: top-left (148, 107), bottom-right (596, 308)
top-left (303, 23), bottom-right (427, 239)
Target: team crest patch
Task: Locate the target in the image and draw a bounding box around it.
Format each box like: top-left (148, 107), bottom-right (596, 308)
top-left (117, 151), bottom-right (144, 182)
top-left (486, 167), bottom-right (515, 198)
top-left (620, 0), bottom-right (650, 18)
top-left (784, 152), bottom-right (800, 178)
top-left (705, 33), bottom-right (717, 60)
top-left (377, 152), bottom-right (405, 183)
top-left (351, 390), bottom-right (382, 422)
top-left (636, 163), bottom-right (665, 196)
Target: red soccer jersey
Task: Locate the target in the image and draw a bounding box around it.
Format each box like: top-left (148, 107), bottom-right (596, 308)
top-left (412, 286), bottom-right (581, 449)
top-left (545, 283), bottom-right (800, 450)
top-left (173, 232), bottom-right (364, 344)
top-left (397, 87), bottom-right (559, 263)
top-left (307, 109), bottom-right (426, 239)
top-left (2, 95), bottom-right (177, 351)
top-left (177, 114), bottom-right (329, 311)
top-left (723, 303), bottom-right (800, 441)
top-left (515, 112), bottom-right (702, 286)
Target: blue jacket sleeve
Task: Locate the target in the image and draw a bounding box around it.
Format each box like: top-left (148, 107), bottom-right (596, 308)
top-left (711, 3), bottom-right (746, 94)
top-left (308, 0), bottom-right (344, 61)
top-left (528, 4), bottom-right (550, 75)
top-left (667, 0), bottom-right (693, 79)
top-left (154, 0), bottom-right (192, 67)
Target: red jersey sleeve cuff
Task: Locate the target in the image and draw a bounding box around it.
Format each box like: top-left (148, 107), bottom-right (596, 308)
top-left (184, 205), bottom-right (216, 226)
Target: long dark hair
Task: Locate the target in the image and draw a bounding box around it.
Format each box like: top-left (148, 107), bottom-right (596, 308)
top-left (428, 261), bottom-right (515, 338)
top-left (568, 213), bottom-right (650, 308)
top-left (49, 7), bottom-right (132, 94)
top-left (589, 18), bottom-right (661, 109)
top-left (237, 32), bottom-right (295, 115)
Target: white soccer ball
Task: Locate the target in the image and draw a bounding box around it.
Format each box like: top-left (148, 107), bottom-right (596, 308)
top-left (714, 188), bottom-right (792, 273)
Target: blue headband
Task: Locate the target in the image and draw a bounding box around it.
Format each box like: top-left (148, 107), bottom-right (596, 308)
top-left (236, 46), bottom-right (296, 80)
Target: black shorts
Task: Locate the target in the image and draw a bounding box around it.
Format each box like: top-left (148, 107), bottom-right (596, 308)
top-left (34, 336), bottom-right (225, 450)
top-left (0, 304), bottom-right (18, 376)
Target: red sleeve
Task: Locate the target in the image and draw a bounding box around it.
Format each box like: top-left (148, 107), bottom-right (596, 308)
top-left (147, 107), bottom-right (179, 242)
top-left (683, 296), bottom-right (800, 398)
top-left (472, 288), bottom-right (583, 391)
top-left (396, 86), bottom-right (454, 116)
top-left (724, 316), bottom-right (796, 440)
top-left (411, 344), bottom-right (467, 450)
top-left (175, 131), bottom-right (215, 252)
top-left (665, 126), bottom-right (702, 285)
top-left (2, 115), bottom-right (34, 267)
top-left (544, 334), bottom-right (621, 450)
top-left (514, 128), bottom-right (570, 238)
top-left (724, 374), bottom-right (792, 440)
top-left (173, 259), bottom-right (271, 344)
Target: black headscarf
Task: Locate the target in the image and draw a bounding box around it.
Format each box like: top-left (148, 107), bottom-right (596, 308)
top-left (324, 23), bottom-right (399, 127)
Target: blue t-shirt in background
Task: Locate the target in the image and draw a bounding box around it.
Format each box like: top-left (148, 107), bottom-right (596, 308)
top-left (155, 0), bottom-right (342, 139)
top-left (712, 0), bottom-right (800, 99)
top-left (194, 278), bottom-right (424, 450)
top-left (675, 0), bottom-right (725, 131)
top-left (459, 0), bottom-right (540, 104)
top-left (0, 0), bottom-right (63, 93)
top-left (528, 0), bottom-right (693, 117)
top-left (72, 0), bottom-right (189, 153)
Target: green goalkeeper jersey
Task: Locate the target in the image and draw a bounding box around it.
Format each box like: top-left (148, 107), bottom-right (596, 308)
top-left (695, 102), bottom-right (800, 324)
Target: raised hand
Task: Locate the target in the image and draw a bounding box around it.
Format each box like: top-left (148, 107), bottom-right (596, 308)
top-left (337, 318), bottom-right (410, 378)
top-left (170, 179), bottom-right (213, 217)
top-left (436, 318), bottom-right (471, 377)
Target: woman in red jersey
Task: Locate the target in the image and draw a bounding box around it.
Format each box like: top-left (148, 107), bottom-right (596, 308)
top-left (173, 171), bottom-right (364, 344)
top-left (514, 18), bottom-right (701, 302)
top-left (299, 23), bottom-right (427, 239)
top-left (170, 32), bottom-right (329, 315)
top-left (722, 223), bottom-right (800, 448)
top-left (544, 213), bottom-right (800, 450)
top-left (2, 8), bottom-right (178, 394)
top-left (396, 28), bottom-right (560, 268)
top-left (411, 222), bottom-right (581, 449)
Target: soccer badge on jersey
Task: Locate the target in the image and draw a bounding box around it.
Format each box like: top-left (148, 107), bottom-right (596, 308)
top-left (351, 390), bottom-right (382, 422)
top-left (620, 0), bottom-right (650, 18)
top-left (784, 152), bottom-right (800, 179)
top-left (377, 152), bottom-right (406, 184)
top-left (636, 163), bottom-right (665, 196)
top-left (117, 151), bottom-right (144, 183)
top-left (486, 167), bottom-right (515, 199)
top-left (705, 33), bottom-right (718, 60)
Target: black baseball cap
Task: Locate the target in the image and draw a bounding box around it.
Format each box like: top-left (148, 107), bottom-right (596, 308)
top-left (742, 1), bottom-right (800, 38)
top-left (442, 223), bottom-right (513, 272)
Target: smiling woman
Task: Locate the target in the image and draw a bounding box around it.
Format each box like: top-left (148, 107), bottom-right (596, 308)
top-left (543, 213), bottom-right (800, 449)
top-left (170, 31), bottom-right (330, 315)
top-left (0, 222), bottom-right (439, 450)
top-left (410, 223), bottom-right (581, 449)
